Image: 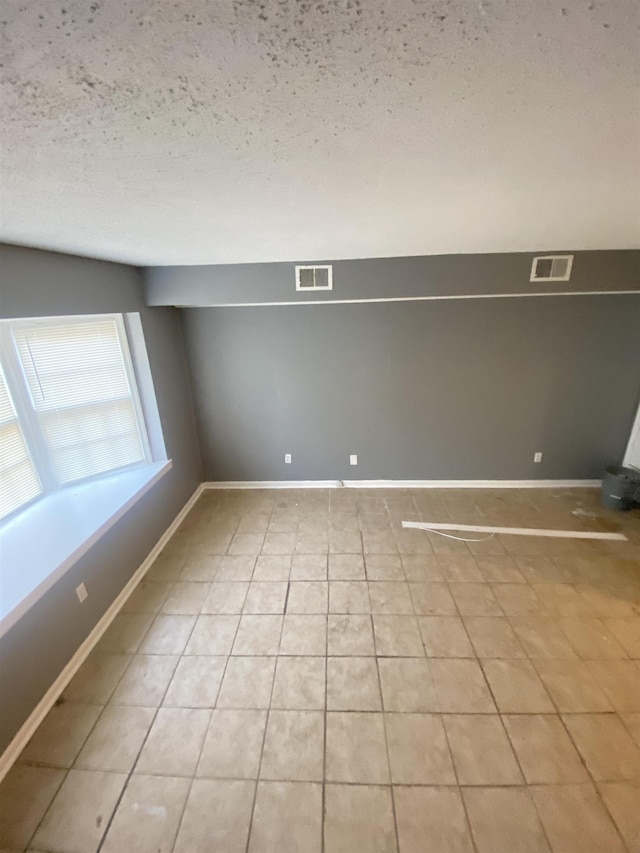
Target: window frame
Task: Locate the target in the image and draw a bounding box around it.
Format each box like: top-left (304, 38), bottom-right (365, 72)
top-left (0, 313), bottom-right (154, 523)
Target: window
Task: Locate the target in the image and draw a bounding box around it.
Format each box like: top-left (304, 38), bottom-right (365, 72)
top-left (0, 314), bottom-right (151, 521)
top-left (0, 364), bottom-right (42, 518)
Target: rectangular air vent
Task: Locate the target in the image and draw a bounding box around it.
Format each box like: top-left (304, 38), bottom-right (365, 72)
top-left (295, 265), bottom-right (333, 291)
top-left (530, 254), bottom-right (574, 282)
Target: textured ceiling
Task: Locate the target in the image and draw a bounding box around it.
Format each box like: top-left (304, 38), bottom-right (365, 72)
top-left (1, 0), bottom-right (638, 266)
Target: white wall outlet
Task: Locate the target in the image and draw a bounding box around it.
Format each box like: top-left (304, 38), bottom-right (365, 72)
top-left (534, 452), bottom-right (543, 463)
top-left (350, 454), bottom-right (358, 465)
top-left (285, 454), bottom-right (292, 464)
top-left (76, 582), bottom-right (88, 603)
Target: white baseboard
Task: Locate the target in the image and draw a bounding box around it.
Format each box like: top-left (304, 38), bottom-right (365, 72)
top-left (204, 479), bottom-right (601, 490)
top-left (0, 483), bottom-right (204, 784)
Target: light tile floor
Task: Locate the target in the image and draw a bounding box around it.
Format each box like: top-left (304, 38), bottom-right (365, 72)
top-left (1, 487), bottom-right (639, 852)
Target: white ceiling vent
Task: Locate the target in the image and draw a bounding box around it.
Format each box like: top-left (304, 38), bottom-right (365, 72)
top-left (530, 254), bottom-right (574, 283)
top-left (295, 265), bottom-right (333, 291)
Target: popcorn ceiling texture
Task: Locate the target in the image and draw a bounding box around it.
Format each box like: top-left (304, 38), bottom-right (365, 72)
top-left (0, 0), bottom-right (638, 265)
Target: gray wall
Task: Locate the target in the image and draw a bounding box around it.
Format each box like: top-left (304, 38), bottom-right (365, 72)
top-left (182, 294), bottom-right (640, 481)
top-left (0, 244), bottom-right (202, 753)
top-left (147, 250), bottom-right (640, 306)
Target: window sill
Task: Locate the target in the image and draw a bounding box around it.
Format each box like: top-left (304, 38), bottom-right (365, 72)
top-left (0, 460), bottom-right (172, 638)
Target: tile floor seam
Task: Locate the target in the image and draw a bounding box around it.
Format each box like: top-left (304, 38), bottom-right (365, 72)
top-left (95, 600), bottom-right (206, 853)
top-left (167, 511), bottom-right (244, 853)
top-left (244, 579), bottom-right (286, 853)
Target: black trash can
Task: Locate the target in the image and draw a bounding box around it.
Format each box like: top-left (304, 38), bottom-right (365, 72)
top-left (601, 466), bottom-right (640, 510)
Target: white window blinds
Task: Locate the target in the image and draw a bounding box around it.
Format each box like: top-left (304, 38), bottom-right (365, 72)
top-left (11, 317), bottom-right (147, 485)
top-left (0, 364), bottom-right (41, 519)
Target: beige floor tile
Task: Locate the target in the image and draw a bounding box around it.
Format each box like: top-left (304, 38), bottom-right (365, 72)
top-left (329, 581), bottom-right (371, 614)
top-left (533, 659), bottom-right (613, 712)
top-left (562, 713), bottom-right (640, 782)
top-left (531, 784), bottom-right (626, 853)
top-left (252, 554), bottom-right (292, 580)
top-left (362, 531), bottom-right (400, 555)
top-left (373, 615), bottom-right (424, 656)
top-left (162, 655), bottom-right (225, 707)
top-left (378, 657), bottom-right (439, 711)
top-left (32, 768), bottom-right (126, 853)
top-left (598, 783), bottom-right (640, 852)
top-left (576, 584), bottom-right (638, 619)
top-left (365, 555), bottom-right (405, 580)
top-left (136, 708), bottom-right (210, 776)
top-left (438, 555), bottom-right (484, 582)
top-left (271, 657), bottom-right (326, 709)
top-left (217, 656), bottom-right (276, 708)
top-left (476, 556), bottom-right (526, 583)
top-left (262, 532), bottom-right (296, 555)
top-left (201, 582), bottom-right (249, 614)
top-left (184, 614), bottom-right (239, 655)
top-left (180, 554), bottom-right (222, 581)
top-left (295, 530), bottom-right (329, 555)
top-left (98, 612), bottom-right (154, 653)
top-left (161, 582), bottom-right (209, 615)
top-left (509, 616), bottom-right (578, 659)
top-left (122, 581), bottom-right (173, 614)
top-left (75, 705), bottom-right (155, 772)
top-left (463, 616), bottom-right (526, 658)
top-left (110, 654), bottom-right (178, 706)
top-left (237, 512), bottom-right (270, 533)
top-left (418, 616), bottom-right (474, 657)
top-left (63, 652), bottom-right (130, 704)
top-left (243, 582), bottom-right (288, 614)
top-left (386, 713), bottom-right (455, 784)
top-left (429, 659), bottom-right (496, 712)
top-left (444, 714), bottom-right (522, 785)
top-left (533, 583), bottom-right (593, 618)
top-left (290, 554), bottom-right (327, 580)
top-left (231, 615), bottom-right (283, 655)
top-left (491, 583), bottom-right (545, 616)
top-left (462, 786), bottom-right (551, 853)
top-left (585, 659), bottom-right (640, 712)
top-left (327, 656), bottom-right (381, 710)
top-left (248, 781), bottom-right (322, 853)
top-left (100, 774), bottom-right (191, 853)
top-left (173, 779), bottom-right (255, 853)
top-left (0, 765), bottom-right (65, 850)
top-left (325, 712), bottom-right (389, 783)
top-left (330, 528), bottom-right (364, 554)
top-left (229, 532), bottom-right (265, 555)
top-left (619, 713), bottom-right (640, 748)
top-left (286, 581), bottom-right (328, 614)
top-left (328, 554), bottom-right (366, 580)
top-left (197, 709), bottom-right (267, 779)
top-left (482, 659), bottom-right (554, 713)
top-left (280, 615), bottom-right (327, 655)
top-left (20, 702), bottom-right (102, 768)
top-left (409, 582), bottom-right (457, 616)
top-left (502, 714), bottom-right (589, 783)
top-left (139, 614), bottom-right (196, 654)
top-left (324, 784), bottom-right (397, 853)
top-left (146, 553), bottom-right (186, 582)
top-left (327, 614), bottom-right (376, 655)
top-left (401, 554), bottom-right (445, 582)
top-left (369, 582), bottom-right (414, 614)
top-left (393, 785), bottom-right (474, 853)
top-left (261, 710), bottom-right (324, 781)
top-left (450, 583), bottom-right (503, 617)
top-left (558, 618), bottom-right (628, 660)
top-left (215, 555), bottom-right (256, 582)
top-left (604, 618), bottom-right (640, 658)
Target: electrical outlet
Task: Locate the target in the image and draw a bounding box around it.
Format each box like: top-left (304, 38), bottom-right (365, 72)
top-left (534, 452), bottom-right (543, 463)
top-left (76, 582), bottom-right (88, 603)
top-left (350, 454), bottom-right (358, 466)
top-left (285, 454), bottom-right (292, 464)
